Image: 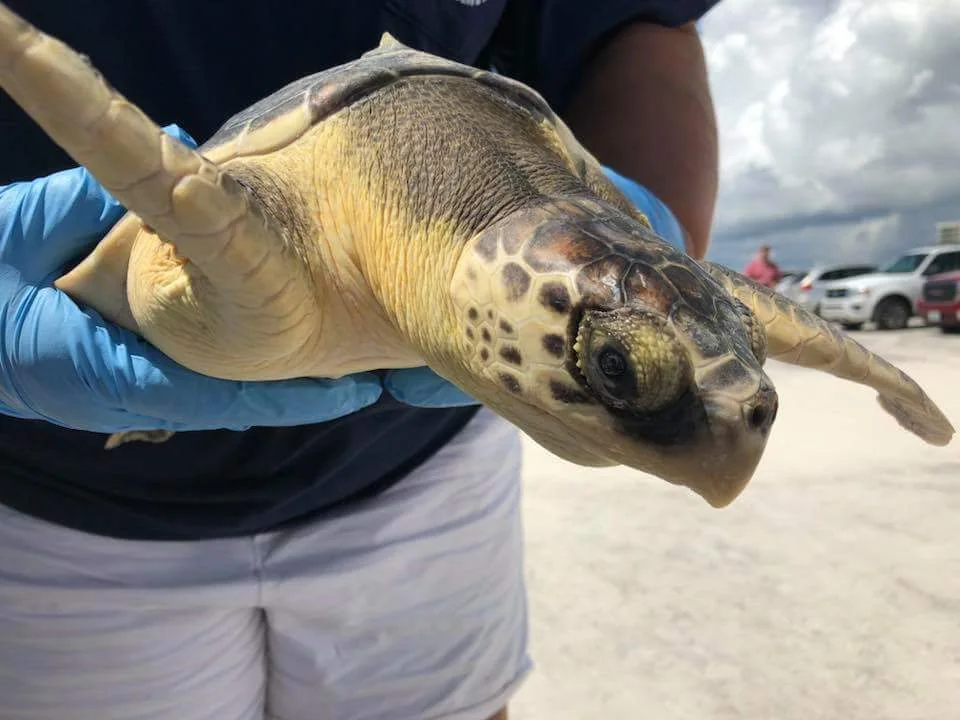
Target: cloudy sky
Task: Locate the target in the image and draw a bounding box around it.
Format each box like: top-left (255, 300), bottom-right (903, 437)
top-left (697, 0), bottom-right (960, 272)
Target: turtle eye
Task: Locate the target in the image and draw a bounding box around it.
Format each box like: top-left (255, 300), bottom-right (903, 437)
top-left (585, 341), bottom-right (637, 406)
top-left (576, 308), bottom-right (692, 414)
top-left (598, 347), bottom-right (627, 378)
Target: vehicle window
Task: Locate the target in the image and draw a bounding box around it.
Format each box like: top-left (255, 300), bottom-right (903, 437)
top-left (850, 266), bottom-right (876, 276)
top-left (922, 251), bottom-right (960, 276)
top-left (821, 270), bottom-right (841, 281)
top-left (881, 254), bottom-right (927, 273)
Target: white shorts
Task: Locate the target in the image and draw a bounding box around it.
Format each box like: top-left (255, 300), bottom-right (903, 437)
top-left (0, 407), bottom-right (531, 720)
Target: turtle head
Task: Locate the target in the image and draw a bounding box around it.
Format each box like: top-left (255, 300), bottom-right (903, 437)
top-left (450, 198), bottom-right (777, 508)
top-left (570, 294), bottom-right (777, 507)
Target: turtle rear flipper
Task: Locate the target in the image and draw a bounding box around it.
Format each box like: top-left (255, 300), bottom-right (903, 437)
top-left (700, 261), bottom-right (955, 446)
top-left (0, 2), bottom-right (319, 380)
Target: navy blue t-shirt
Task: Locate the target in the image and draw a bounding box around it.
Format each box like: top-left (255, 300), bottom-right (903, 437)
top-left (0, 0), bottom-right (718, 540)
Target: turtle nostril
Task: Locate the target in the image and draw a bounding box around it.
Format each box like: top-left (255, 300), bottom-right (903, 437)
top-left (750, 404), bottom-right (769, 430)
top-left (747, 389), bottom-right (778, 433)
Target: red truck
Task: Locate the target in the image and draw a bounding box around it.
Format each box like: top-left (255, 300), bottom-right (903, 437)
top-left (917, 270), bottom-right (960, 333)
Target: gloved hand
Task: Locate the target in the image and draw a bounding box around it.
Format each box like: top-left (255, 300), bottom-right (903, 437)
top-left (0, 125), bottom-right (477, 434)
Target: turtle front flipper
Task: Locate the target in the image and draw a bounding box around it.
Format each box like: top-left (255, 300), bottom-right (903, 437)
top-left (0, 3), bottom-right (320, 381)
top-left (700, 261), bottom-right (955, 447)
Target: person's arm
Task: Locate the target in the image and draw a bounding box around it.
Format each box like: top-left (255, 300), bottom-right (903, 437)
top-left (564, 21), bottom-right (718, 260)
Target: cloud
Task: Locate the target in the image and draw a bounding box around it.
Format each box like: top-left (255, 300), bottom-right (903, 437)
top-left (699, 0), bottom-right (960, 270)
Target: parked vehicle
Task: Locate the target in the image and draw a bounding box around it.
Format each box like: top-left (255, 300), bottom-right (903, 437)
top-left (785, 264), bottom-right (877, 315)
top-left (775, 271), bottom-right (807, 299)
top-left (917, 270), bottom-right (960, 333)
top-left (819, 244), bottom-right (960, 330)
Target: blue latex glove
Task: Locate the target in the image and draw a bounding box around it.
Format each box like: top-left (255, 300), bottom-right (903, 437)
top-left (0, 125), bottom-right (477, 434)
top-left (602, 166), bottom-right (688, 252)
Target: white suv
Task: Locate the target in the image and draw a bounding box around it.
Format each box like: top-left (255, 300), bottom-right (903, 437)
top-left (819, 244), bottom-right (960, 330)
top-left (782, 263), bottom-right (877, 316)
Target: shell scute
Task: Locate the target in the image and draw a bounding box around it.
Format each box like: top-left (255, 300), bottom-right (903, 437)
top-left (670, 305), bottom-right (726, 358)
top-left (699, 357), bottom-right (758, 396)
top-left (202, 42), bottom-right (499, 160)
top-left (537, 280), bottom-right (573, 315)
top-left (621, 263), bottom-right (680, 315)
top-left (581, 218), bottom-right (666, 267)
top-left (522, 221), bottom-right (608, 272)
top-left (575, 255), bottom-right (630, 306)
top-left (500, 262), bottom-right (532, 301)
top-left (661, 263), bottom-right (718, 320)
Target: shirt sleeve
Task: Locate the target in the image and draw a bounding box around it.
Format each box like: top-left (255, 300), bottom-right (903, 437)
top-left (484, 0), bottom-right (721, 115)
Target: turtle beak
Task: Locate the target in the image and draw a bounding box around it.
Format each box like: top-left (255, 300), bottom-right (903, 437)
top-left (595, 374), bottom-right (777, 507)
top-left (681, 441), bottom-right (766, 508)
top-left (687, 383), bottom-right (777, 507)
top-left (626, 379), bottom-right (777, 508)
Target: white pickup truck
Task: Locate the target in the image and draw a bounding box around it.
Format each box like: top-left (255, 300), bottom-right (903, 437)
top-left (819, 244), bottom-right (960, 330)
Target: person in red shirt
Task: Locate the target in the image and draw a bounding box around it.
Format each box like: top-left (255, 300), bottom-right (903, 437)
top-left (743, 244), bottom-right (783, 288)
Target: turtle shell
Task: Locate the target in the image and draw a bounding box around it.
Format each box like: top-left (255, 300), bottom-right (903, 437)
top-left (199, 34), bottom-right (558, 166)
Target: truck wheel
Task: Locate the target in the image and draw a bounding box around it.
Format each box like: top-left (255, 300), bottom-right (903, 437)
top-left (874, 297), bottom-right (910, 331)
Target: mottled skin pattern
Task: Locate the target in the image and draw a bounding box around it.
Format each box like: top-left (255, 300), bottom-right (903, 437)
top-left (0, 3), bottom-right (953, 510)
top-left (450, 197), bottom-right (778, 504)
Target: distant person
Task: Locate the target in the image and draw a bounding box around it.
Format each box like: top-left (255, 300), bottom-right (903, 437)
top-left (743, 244), bottom-right (783, 288)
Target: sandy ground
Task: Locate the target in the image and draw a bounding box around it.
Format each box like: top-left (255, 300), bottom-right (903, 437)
top-left (510, 325), bottom-right (960, 720)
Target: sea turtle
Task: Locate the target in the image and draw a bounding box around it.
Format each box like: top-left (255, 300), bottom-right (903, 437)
top-left (0, 3), bottom-right (953, 509)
